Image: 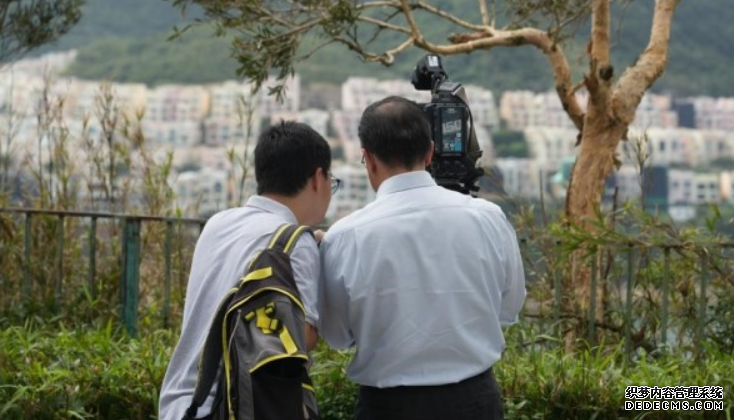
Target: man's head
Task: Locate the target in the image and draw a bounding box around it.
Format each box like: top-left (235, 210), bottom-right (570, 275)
top-left (358, 96), bottom-right (434, 189)
top-left (255, 121), bottom-right (333, 225)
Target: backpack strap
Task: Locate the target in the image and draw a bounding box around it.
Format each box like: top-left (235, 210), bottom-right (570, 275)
top-left (268, 224), bottom-right (313, 255)
top-left (182, 286), bottom-right (236, 420)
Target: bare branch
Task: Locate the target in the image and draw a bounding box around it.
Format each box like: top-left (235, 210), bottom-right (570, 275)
top-left (382, 36), bottom-right (416, 64)
top-left (334, 34), bottom-right (414, 66)
top-left (587, 0), bottom-right (613, 111)
top-left (572, 80), bottom-right (586, 95)
top-left (478, 0), bottom-right (490, 27)
top-left (591, 0), bottom-right (612, 63)
top-left (357, 1), bottom-right (401, 10)
top-left (357, 15), bottom-right (412, 35)
top-left (612, 0), bottom-right (682, 125)
top-left (270, 18), bottom-right (325, 41)
top-left (414, 1), bottom-right (487, 32)
top-left (399, 0), bottom-right (421, 37)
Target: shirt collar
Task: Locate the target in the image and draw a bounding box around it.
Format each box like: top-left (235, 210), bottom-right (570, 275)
top-left (245, 195), bottom-right (298, 224)
top-left (376, 171), bottom-right (437, 199)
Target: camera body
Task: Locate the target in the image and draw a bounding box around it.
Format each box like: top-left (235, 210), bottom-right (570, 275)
top-left (411, 55), bottom-right (483, 195)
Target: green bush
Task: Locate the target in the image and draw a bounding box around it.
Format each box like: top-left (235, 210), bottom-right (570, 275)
top-left (2, 324), bottom-right (732, 419)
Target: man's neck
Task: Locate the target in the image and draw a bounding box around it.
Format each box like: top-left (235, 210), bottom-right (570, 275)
top-left (373, 167), bottom-right (425, 191)
top-left (260, 193), bottom-right (306, 225)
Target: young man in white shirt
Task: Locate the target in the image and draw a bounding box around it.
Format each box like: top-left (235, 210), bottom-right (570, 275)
top-left (318, 96), bottom-right (526, 420)
top-left (160, 121), bottom-right (339, 420)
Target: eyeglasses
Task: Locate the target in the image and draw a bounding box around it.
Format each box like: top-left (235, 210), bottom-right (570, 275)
top-left (360, 154), bottom-right (365, 166)
top-left (330, 174), bottom-right (341, 195)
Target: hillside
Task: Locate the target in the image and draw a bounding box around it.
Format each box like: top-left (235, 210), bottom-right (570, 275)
top-left (56, 0), bottom-right (734, 96)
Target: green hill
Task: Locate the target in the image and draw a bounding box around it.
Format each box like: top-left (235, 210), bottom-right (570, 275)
top-left (57, 0), bottom-right (734, 96)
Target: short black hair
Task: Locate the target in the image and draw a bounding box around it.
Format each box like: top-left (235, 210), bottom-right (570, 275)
top-left (255, 121), bottom-right (331, 196)
top-left (358, 96), bottom-right (432, 169)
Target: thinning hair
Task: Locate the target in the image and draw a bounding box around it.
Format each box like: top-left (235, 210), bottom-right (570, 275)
top-left (358, 96), bottom-right (432, 169)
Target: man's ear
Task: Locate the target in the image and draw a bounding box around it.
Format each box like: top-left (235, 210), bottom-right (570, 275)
top-left (425, 141), bottom-right (435, 166)
top-left (364, 150), bottom-right (379, 173)
top-left (312, 167), bottom-right (326, 192)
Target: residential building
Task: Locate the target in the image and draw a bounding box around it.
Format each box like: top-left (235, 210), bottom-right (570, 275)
top-left (694, 172), bottom-right (720, 204)
top-left (668, 168), bottom-right (696, 205)
top-left (494, 158), bottom-right (540, 199)
top-left (208, 81), bottom-right (255, 120)
top-left (173, 169), bottom-right (228, 217)
top-left (142, 120), bottom-right (202, 147)
top-left (327, 164), bottom-right (375, 221)
top-left (330, 110), bottom-right (362, 164)
top-left (146, 84), bottom-right (208, 122)
top-left (524, 127), bottom-right (578, 171)
top-left (692, 97), bottom-right (734, 131)
top-left (258, 75), bottom-right (301, 116)
top-left (202, 117), bottom-right (260, 147)
top-left (270, 109), bottom-right (330, 137)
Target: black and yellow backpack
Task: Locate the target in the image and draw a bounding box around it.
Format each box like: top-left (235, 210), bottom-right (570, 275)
top-left (183, 224), bottom-right (319, 420)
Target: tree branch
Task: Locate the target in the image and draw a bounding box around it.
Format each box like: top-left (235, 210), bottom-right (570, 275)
top-left (612, 0), bottom-right (682, 125)
top-left (357, 15), bottom-right (412, 35)
top-left (334, 34), bottom-right (415, 66)
top-left (414, 1), bottom-right (486, 32)
top-left (399, 0), bottom-right (421, 38)
top-left (436, 28), bottom-right (584, 129)
top-left (478, 0), bottom-right (490, 27)
top-left (588, 0), bottom-right (613, 110)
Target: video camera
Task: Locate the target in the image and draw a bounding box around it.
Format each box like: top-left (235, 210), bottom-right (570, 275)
top-left (411, 54), bottom-right (484, 195)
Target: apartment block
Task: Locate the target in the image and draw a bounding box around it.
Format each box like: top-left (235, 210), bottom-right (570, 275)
top-left (173, 169), bottom-right (229, 217)
top-left (327, 164), bottom-right (375, 221)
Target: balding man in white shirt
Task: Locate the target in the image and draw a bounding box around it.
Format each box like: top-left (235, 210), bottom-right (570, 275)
top-left (318, 96), bottom-right (526, 420)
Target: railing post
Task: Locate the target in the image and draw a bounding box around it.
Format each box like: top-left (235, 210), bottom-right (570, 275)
top-left (23, 212), bottom-right (32, 302)
top-left (519, 238), bottom-right (528, 323)
top-left (88, 217), bottom-right (97, 298)
top-left (697, 251), bottom-right (708, 361)
top-left (661, 247), bottom-right (670, 347)
top-left (55, 215), bottom-right (65, 307)
top-left (121, 218), bottom-right (142, 337)
top-left (164, 220), bottom-right (173, 327)
top-left (553, 241), bottom-right (561, 336)
top-left (624, 246), bottom-right (635, 363)
top-left (588, 249), bottom-right (598, 344)
top-left (0, 239), bottom-right (5, 312)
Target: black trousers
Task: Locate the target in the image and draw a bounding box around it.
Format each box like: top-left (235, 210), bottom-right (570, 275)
top-left (355, 369), bottom-right (503, 420)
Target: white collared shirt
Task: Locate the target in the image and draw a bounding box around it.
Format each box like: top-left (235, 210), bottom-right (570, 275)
top-left (159, 196), bottom-right (320, 420)
top-left (318, 171), bottom-right (526, 387)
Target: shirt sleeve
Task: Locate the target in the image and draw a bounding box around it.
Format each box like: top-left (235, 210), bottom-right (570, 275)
top-left (316, 233), bottom-right (355, 349)
top-left (498, 215), bottom-right (527, 326)
top-left (290, 234), bottom-right (321, 327)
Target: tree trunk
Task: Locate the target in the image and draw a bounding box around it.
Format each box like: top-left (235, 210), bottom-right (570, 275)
top-left (565, 110), bottom-right (627, 345)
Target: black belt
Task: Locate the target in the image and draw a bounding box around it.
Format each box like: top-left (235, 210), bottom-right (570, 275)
top-left (359, 368), bottom-right (494, 396)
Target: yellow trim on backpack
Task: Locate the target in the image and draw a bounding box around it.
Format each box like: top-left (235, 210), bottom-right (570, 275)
top-left (249, 353), bottom-right (309, 373)
top-left (226, 287), bottom-right (305, 319)
top-left (268, 224), bottom-right (291, 248)
top-left (240, 266), bottom-right (272, 283)
top-left (283, 226), bottom-right (308, 254)
top-left (247, 250), bottom-right (263, 270)
top-left (222, 313), bottom-right (235, 420)
top-left (302, 383), bottom-right (315, 393)
top-left (279, 325), bottom-right (298, 355)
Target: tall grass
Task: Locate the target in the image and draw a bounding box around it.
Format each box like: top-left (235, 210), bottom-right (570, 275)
top-left (1, 323), bottom-right (732, 419)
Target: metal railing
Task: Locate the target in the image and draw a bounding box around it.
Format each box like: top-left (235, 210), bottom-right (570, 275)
top-left (1, 207), bottom-right (206, 336)
top-left (2, 207), bottom-right (733, 358)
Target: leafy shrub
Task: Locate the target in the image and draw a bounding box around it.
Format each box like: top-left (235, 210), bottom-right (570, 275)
top-left (2, 324), bottom-right (732, 419)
